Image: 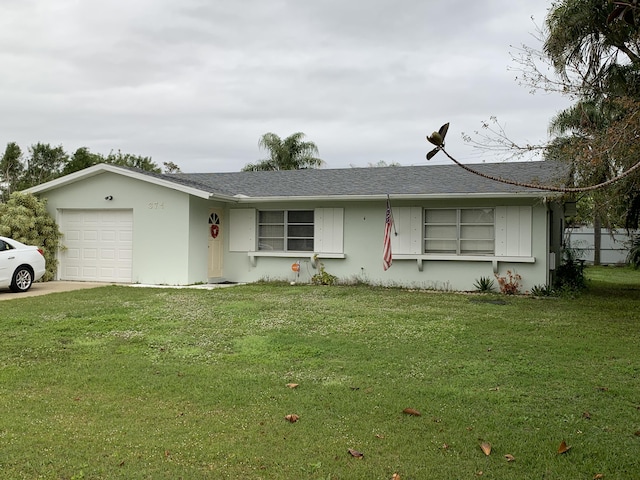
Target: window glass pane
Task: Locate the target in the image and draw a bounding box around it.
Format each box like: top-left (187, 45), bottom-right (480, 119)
top-left (259, 211), bottom-right (284, 223)
top-left (460, 225), bottom-right (494, 240)
top-left (424, 207), bottom-right (495, 255)
top-left (288, 210), bottom-right (314, 223)
top-left (288, 238), bottom-right (314, 251)
top-left (258, 209), bottom-right (315, 252)
top-left (258, 225), bottom-right (284, 237)
top-left (461, 239), bottom-right (494, 254)
top-left (259, 239), bottom-right (284, 251)
top-left (425, 209), bottom-right (456, 223)
top-left (426, 225), bottom-right (457, 239)
top-left (460, 208), bottom-right (494, 223)
top-left (425, 239), bottom-right (457, 253)
top-left (288, 224), bottom-right (314, 237)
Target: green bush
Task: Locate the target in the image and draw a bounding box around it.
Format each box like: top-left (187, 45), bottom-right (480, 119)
top-left (310, 260), bottom-right (337, 286)
top-left (554, 247), bottom-right (586, 290)
top-left (627, 234), bottom-right (640, 269)
top-left (473, 276), bottom-right (495, 292)
top-left (0, 192), bottom-right (61, 281)
top-left (530, 284), bottom-right (555, 296)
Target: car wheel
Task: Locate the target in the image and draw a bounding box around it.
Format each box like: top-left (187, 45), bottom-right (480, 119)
top-left (10, 266), bottom-right (34, 293)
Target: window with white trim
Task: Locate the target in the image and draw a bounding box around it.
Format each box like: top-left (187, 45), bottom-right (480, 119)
top-left (258, 210), bottom-right (314, 251)
top-left (424, 208), bottom-right (495, 254)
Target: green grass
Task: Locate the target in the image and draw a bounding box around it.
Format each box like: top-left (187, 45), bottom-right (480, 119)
top-left (0, 266), bottom-right (639, 479)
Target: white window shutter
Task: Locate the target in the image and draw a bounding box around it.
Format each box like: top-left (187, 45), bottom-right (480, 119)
top-left (392, 207), bottom-right (422, 255)
top-left (314, 208), bottom-right (344, 253)
top-left (495, 206), bottom-right (532, 256)
top-left (229, 209), bottom-right (256, 252)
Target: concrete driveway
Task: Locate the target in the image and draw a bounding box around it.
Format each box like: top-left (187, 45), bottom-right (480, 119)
top-left (0, 281), bottom-right (107, 301)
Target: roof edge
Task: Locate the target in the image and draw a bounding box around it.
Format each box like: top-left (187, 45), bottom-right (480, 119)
top-left (231, 192), bottom-right (561, 203)
top-left (23, 163), bottom-right (216, 200)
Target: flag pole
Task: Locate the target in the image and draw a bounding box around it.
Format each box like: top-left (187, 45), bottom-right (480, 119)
top-left (386, 194), bottom-right (397, 236)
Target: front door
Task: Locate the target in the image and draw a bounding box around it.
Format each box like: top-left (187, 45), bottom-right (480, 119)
top-left (208, 210), bottom-right (223, 279)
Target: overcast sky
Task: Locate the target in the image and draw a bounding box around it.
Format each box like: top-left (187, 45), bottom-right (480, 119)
top-left (0, 0), bottom-right (571, 173)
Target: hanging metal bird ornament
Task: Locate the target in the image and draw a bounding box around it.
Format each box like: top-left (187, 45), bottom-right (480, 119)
top-left (426, 122), bottom-right (449, 160)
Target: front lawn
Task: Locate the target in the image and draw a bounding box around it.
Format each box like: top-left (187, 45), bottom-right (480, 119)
top-left (0, 267), bottom-right (638, 479)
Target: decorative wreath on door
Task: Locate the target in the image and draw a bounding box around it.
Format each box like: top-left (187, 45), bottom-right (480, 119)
top-left (208, 213), bottom-right (220, 238)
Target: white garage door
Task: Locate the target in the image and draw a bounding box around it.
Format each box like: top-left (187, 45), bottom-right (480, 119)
top-left (60, 209), bottom-right (133, 283)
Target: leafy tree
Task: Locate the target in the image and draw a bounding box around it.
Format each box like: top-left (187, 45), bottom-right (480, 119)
top-left (62, 147), bottom-right (104, 175)
top-left (104, 150), bottom-right (161, 173)
top-left (163, 161), bottom-right (182, 173)
top-left (242, 132), bottom-right (324, 171)
top-left (543, 0), bottom-right (640, 97)
top-left (489, 1), bottom-right (640, 229)
top-left (0, 192), bottom-right (61, 281)
top-left (0, 142), bottom-right (24, 202)
top-left (18, 143), bottom-right (68, 191)
top-left (0, 143), bottom-right (165, 192)
top-left (542, 1), bottom-right (640, 229)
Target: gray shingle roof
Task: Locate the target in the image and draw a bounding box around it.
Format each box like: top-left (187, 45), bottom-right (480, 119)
top-left (165, 161), bottom-right (569, 199)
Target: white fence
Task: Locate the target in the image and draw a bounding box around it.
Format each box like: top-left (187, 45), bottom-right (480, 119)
top-left (566, 227), bottom-right (637, 265)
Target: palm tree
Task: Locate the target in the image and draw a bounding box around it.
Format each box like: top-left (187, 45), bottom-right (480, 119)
top-left (544, 0), bottom-right (640, 95)
top-left (242, 132), bottom-right (324, 171)
top-left (542, 0), bottom-right (640, 230)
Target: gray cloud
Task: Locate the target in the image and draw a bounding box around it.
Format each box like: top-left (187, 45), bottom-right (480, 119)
top-left (0, 1), bottom-right (569, 172)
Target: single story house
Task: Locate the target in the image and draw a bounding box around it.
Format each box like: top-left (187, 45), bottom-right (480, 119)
top-left (26, 160), bottom-right (571, 291)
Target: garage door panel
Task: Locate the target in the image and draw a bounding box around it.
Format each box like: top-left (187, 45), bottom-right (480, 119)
top-left (60, 209), bottom-right (133, 283)
top-left (83, 230), bottom-right (98, 241)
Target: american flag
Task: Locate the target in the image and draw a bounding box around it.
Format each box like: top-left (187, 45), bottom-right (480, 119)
top-left (383, 198), bottom-right (393, 270)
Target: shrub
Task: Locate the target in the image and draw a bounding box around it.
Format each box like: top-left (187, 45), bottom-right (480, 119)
top-left (554, 247), bottom-right (586, 290)
top-left (310, 261), bottom-right (337, 286)
top-left (0, 192), bottom-right (61, 281)
top-left (530, 284), bottom-right (555, 297)
top-left (495, 270), bottom-right (522, 295)
top-left (626, 234), bottom-right (640, 269)
top-left (473, 276), bottom-right (495, 292)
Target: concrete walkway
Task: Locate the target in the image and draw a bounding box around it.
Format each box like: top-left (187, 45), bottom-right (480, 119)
top-left (0, 281), bottom-right (106, 301)
top-left (0, 281), bottom-right (242, 301)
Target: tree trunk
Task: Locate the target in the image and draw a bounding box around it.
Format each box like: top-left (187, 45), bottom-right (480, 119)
top-left (593, 216), bottom-right (601, 266)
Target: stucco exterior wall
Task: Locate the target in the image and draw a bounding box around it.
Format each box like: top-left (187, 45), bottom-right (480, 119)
top-left (36, 169), bottom-right (557, 292)
top-left (40, 172), bottom-right (198, 285)
top-left (221, 198), bottom-right (553, 292)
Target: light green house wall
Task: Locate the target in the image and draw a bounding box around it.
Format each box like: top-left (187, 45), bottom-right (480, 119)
top-left (221, 197), bottom-right (557, 292)
top-left (34, 167), bottom-right (562, 291)
top-left (40, 172), bottom-right (211, 285)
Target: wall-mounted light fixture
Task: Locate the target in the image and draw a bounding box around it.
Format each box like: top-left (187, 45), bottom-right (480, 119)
top-left (105, 195), bottom-right (113, 201)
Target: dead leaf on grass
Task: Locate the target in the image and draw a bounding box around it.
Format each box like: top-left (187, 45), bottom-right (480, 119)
top-left (582, 411), bottom-right (591, 419)
top-left (593, 474), bottom-right (604, 479)
top-left (348, 448), bottom-right (364, 458)
top-left (391, 473), bottom-right (401, 480)
top-left (480, 442), bottom-right (491, 456)
top-left (284, 414), bottom-right (299, 423)
top-left (402, 408), bottom-right (421, 416)
top-left (557, 440), bottom-right (571, 454)
top-left (286, 383), bottom-right (299, 389)
top-left (504, 454), bottom-right (515, 462)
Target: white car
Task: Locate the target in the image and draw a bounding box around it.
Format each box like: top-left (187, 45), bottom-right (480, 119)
top-left (0, 236), bottom-right (46, 293)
